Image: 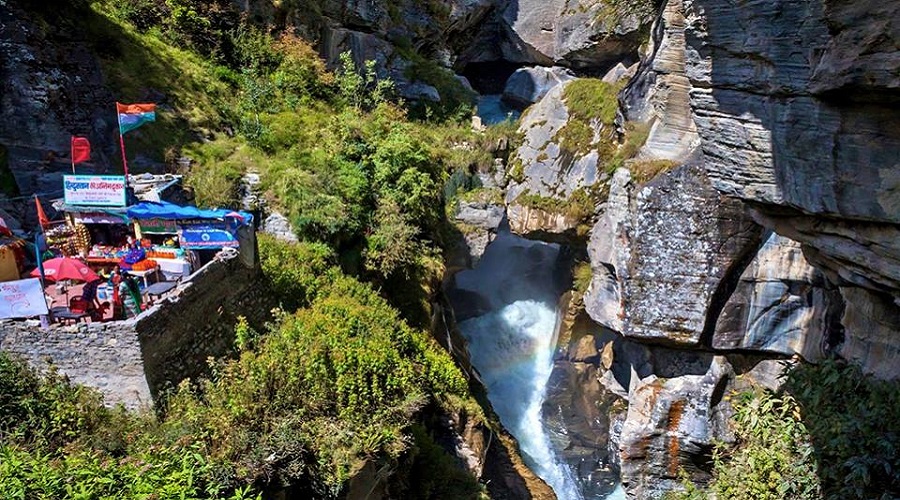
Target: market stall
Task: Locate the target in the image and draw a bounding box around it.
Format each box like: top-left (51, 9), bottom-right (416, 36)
top-left (127, 201), bottom-right (253, 272)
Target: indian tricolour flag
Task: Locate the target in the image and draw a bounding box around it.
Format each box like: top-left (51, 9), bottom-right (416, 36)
top-left (116, 102), bottom-right (156, 134)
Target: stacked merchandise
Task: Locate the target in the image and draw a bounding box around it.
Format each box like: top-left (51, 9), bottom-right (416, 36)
top-left (45, 224), bottom-right (78, 256)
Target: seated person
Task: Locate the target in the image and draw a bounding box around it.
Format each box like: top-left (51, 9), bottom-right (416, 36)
top-left (81, 278), bottom-right (102, 309)
top-left (80, 278), bottom-right (106, 321)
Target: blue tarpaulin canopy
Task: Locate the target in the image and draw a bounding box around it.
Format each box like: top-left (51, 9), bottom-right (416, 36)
top-left (126, 201), bottom-right (252, 225)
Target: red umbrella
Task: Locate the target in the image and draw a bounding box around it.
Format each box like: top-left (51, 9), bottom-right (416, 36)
top-left (30, 257), bottom-right (100, 282)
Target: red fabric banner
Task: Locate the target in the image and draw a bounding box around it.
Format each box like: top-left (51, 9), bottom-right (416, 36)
top-left (34, 195), bottom-right (49, 229)
top-left (71, 136), bottom-right (91, 164)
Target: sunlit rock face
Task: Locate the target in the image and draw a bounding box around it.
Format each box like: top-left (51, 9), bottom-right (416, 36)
top-left (712, 233), bottom-right (843, 359)
top-left (617, 355), bottom-right (732, 499)
top-left (585, 164), bottom-right (764, 346)
top-left (676, 0), bottom-right (900, 378)
top-left (457, 0), bottom-right (653, 71)
top-left (622, 0), bottom-right (700, 163)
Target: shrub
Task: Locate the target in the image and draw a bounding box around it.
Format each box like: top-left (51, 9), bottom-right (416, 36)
top-left (682, 359), bottom-right (900, 499)
top-left (161, 272), bottom-right (473, 493)
top-left (784, 360), bottom-right (900, 498)
top-left (258, 234), bottom-right (337, 311)
top-left (711, 388), bottom-right (821, 500)
top-left (572, 261), bottom-right (593, 297)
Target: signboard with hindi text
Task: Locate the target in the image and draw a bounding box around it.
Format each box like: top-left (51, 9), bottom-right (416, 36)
top-left (64, 175), bottom-right (127, 207)
top-left (139, 218), bottom-right (179, 234)
top-left (0, 278), bottom-right (49, 319)
top-left (178, 219), bottom-right (239, 249)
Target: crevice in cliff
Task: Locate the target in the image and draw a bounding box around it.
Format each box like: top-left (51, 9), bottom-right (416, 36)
top-left (697, 227), bottom-right (769, 349)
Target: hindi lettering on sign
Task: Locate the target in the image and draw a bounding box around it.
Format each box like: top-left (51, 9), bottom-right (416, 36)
top-left (0, 278), bottom-right (49, 319)
top-left (63, 175), bottom-right (127, 207)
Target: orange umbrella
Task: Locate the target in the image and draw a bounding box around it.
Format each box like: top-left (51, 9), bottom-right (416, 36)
top-left (30, 257), bottom-right (100, 282)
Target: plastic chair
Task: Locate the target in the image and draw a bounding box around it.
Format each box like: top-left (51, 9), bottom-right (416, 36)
top-left (69, 297), bottom-right (89, 314)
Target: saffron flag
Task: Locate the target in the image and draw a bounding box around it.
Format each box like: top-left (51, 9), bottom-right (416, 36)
top-left (34, 195), bottom-right (49, 229)
top-left (116, 102), bottom-right (156, 134)
top-left (71, 136), bottom-right (91, 164)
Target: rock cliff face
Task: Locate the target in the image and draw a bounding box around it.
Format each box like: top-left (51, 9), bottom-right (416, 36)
top-left (457, 0), bottom-right (654, 71)
top-left (0, 1), bottom-right (120, 226)
top-left (474, 0), bottom-right (898, 497)
top-left (580, 0), bottom-right (899, 496)
top-left (677, 0), bottom-right (900, 377)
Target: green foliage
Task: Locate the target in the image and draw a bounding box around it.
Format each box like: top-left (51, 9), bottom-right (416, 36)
top-left (183, 136), bottom-right (249, 208)
top-left (595, 0), bottom-right (656, 27)
top-left (401, 424), bottom-right (484, 499)
top-left (553, 79), bottom-right (621, 159)
top-left (0, 442), bottom-right (256, 500)
top-left (392, 37), bottom-right (475, 122)
top-left (563, 79), bottom-right (621, 126)
top-left (572, 261), bottom-right (593, 296)
top-left (695, 359), bottom-right (900, 500)
top-left (336, 52), bottom-right (393, 112)
top-left (258, 233), bottom-right (336, 312)
top-left (458, 187), bottom-right (504, 205)
top-left (161, 269), bottom-right (473, 493)
top-left (711, 388), bottom-right (821, 500)
top-left (784, 360), bottom-right (900, 498)
top-left (0, 352), bottom-right (258, 499)
top-left (509, 157), bottom-right (526, 183)
top-left (629, 159), bottom-right (679, 184)
top-left (364, 200), bottom-right (423, 278)
top-left (0, 353), bottom-right (105, 450)
top-left (513, 187), bottom-right (600, 223)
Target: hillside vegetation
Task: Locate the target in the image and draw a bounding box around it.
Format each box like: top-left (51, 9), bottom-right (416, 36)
top-left (0, 1), bottom-right (513, 498)
top-left (0, 236), bottom-right (486, 498)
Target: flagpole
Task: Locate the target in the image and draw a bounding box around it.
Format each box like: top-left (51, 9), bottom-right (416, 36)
top-left (34, 198), bottom-right (51, 328)
top-left (116, 103), bottom-right (130, 184)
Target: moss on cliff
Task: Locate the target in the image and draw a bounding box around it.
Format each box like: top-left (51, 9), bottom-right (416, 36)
top-left (553, 79), bottom-right (621, 159)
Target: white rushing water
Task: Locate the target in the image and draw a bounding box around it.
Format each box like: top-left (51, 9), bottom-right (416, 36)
top-left (459, 300), bottom-right (583, 499)
top-left (453, 228), bottom-right (584, 499)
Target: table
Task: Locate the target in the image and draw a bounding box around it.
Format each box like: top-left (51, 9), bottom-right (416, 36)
top-left (142, 281), bottom-right (177, 300)
top-left (127, 266), bottom-right (160, 288)
top-left (51, 306), bottom-right (90, 324)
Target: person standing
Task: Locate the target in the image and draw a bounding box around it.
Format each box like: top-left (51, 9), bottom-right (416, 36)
top-left (118, 273), bottom-right (142, 318)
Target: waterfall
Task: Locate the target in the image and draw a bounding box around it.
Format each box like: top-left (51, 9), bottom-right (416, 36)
top-left (452, 227), bottom-right (584, 499)
top-left (459, 300), bottom-right (583, 499)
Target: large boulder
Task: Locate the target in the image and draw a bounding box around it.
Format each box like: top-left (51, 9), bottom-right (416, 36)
top-left (712, 233), bottom-right (842, 360)
top-left (585, 164), bottom-right (765, 346)
top-left (504, 81), bottom-right (609, 240)
top-left (673, 0), bottom-right (900, 378)
top-left (617, 354), bottom-right (733, 499)
top-left (501, 66), bottom-right (575, 108)
top-left (457, 0), bottom-right (654, 71)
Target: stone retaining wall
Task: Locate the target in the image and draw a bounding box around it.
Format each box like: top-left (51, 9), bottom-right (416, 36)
top-left (0, 253), bottom-right (278, 409)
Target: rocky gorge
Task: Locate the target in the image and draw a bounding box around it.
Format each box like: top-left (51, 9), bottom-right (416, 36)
top-left (446, 0), bottom-right (899, 498)
top-left (1, 0), bottom-right (898, 498)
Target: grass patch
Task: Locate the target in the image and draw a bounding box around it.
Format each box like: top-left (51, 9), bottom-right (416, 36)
top-left (85, 4), bottom-right (232, 164)
top-left (572, 260), bottom-right (593, 296)
top-left (513, 186), bottom-right (601, 223)
top-left (553, 79), bottom-right (622, 159)
top-left (563, 79), bottom-right (621, 125)
top-left (458, 187), bottom-right (504, 205)
top-left (629, 159), bottom-right (678, 184)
